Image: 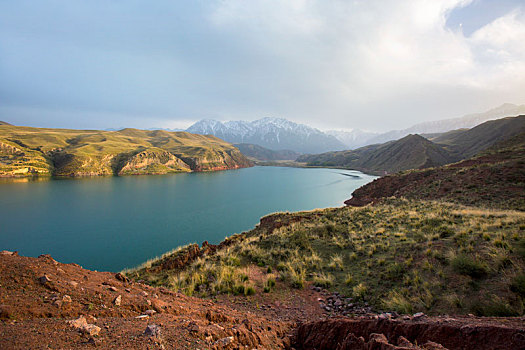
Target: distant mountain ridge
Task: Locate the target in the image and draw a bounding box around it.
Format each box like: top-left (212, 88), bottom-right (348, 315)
top-left (186, 117), bottom-right (346, 154)
top-left (298, 115), bottom-right (525, 174)
top-left (365, 103), bottom-right (525, 146)
top-left (298, 134), bottom-right (456, 174)
top-left (233, 143), bottom-right (300, 161)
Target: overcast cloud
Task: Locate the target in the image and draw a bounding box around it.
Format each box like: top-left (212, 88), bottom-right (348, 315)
top-left (0, 0), bottom-right (524, 131)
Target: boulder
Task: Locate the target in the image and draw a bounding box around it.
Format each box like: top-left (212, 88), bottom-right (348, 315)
top-left (144, 324), bottom-right (161, 338)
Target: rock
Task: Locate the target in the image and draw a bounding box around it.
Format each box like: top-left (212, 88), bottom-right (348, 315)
top-left (62, 295), bottom-right (72, 303)
top-left (113, 295), bottom-right (121, 306)
top-left (141, 291), bottom-right (148, 297)
top-left (0, 250), bottom-right (13, 255)
top-left (0, 304), bottom-right (14, 319)
top-left (115, 272), bottom-right (129, 283)
top-left (82, 324), bottom-right (101, 336)
top-left (108, 286), bottom-right (118, 292)
top-left (135, 315), bottom-right (149, 319)
top-left (144, 309), bottom-right (157, 316)
top-left (423, 341), bottom-right (448, 350)
top-left (413, 312), bottom-right (425, 319)
top-left (69, 281), bottom-right (78, 288)
top-left (68, 316), bottom-right (88, 329)
top-left (214, 336), bottom-right (234, 347)
top-left (38, 275), bottom-right (51, 285)
top-left (144, 324), bottom-right (161, 338)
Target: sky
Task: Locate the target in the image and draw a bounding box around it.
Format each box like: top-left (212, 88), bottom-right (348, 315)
top-left (0, 0), bottom-right (524, 132)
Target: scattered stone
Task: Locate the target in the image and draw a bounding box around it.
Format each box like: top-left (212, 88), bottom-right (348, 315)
top-left (214, 336), bottom-right (234, 347)
top-left (115, 272), bottom-right (130, 283)
top-left (413, 312), bottom-right (425, 320)
top-left (141, 291), bottom-right (148, 297)
top-left (125, 288), bottom-right (131, 293)
top-left (144, 324), bottom-right (161, 338)
top-left (86, 315), bottom-right (97, 323)
top-left (135, 315), bottom-right (149, 319)
top-left (144, 309), bottom-right (157, 316)
top-left (38, 275), bottom-right (51, 285)
top-left (82, 324), bottom-right (102, 336)
top-left (108, 286), bottom-right (118, 292)
top-left (113, 295), bottom-right (122, 306)
top-left (68, 316), bottom-right (88, 329)
top-left (0, 250), bottom-right (13, 255)
top-left (62, 295), bottom-right (72, 303)
top-left (69, 281), bottom-right (78, 288)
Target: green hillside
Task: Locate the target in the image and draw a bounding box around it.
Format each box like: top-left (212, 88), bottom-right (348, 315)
top-left (0, 125), bottom-right (253, 177)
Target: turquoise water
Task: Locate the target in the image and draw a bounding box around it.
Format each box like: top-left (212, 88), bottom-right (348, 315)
top-left (0, 167), bottom-right (376, 272)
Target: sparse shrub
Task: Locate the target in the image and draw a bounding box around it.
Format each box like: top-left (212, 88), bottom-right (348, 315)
top-left (386, 263), bottom-right (406, 280)
top-left (383, 291), bottom-right (413, 314)
top-left (313, 273), bottom-right (334, 288)
top-left (328, 254), bottom-right (344, 270)
top-left (349, 252), bottom-right (357, 261)
top-left (510, 274), bottom-right (525, 297)
top-left (451, 254), bottom-right (488, 278)
top-left (267, 266), bottom-right (273, 273)
top-left (352, 283), bottom-right (367, 300)
top-left (244, 285), bottom-right (256, 296)
top-left (344, 273), bottom-right (354, 286)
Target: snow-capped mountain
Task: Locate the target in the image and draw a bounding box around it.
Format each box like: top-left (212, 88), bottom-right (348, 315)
top-left (325, 129), bottom-right (379, 149)
top-left (186, 117), bottom-right (346, 154)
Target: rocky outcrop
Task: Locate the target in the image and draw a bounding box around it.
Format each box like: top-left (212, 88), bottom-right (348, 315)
top-left (293, 317), bottom-right (525, 350)
top-left (118, 149), bottom-right (191, 175)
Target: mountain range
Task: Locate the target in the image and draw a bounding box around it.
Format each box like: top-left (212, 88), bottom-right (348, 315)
top-left (186, 117), bottom-right (346, 154)
top-left (298, 115), bottom-right (525, 174)
top-left (184, 103), bottom-right (525, 153)
top-left (329, 103), bottom-right (525, 148)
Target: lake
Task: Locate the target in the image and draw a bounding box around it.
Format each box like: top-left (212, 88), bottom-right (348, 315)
top-left (0, 166), bottom-right (376, 271)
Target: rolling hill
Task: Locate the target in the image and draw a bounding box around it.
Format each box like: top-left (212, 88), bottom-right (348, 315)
top-left (0, 125), bottom-right (253, 177)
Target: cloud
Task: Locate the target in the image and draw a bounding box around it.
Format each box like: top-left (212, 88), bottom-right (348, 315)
top-left (0, 0), bottom-right (524, 131)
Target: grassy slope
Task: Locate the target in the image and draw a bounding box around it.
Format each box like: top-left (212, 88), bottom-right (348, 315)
top-left (127, 129), bottom-right (525, 317)
top-left (0, 125), bottom-right (252, 176)
top-left (128, 198), bottom-right (525, 316)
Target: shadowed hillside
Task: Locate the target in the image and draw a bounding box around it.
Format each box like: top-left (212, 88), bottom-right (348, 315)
top-left (298, 115), bottom-right (525, 175)
top-left (346, 131), bottom-right (525, 211)
top-left (234, 143), bottom-right (301, 161)
top-left (297, 134), bottom-right (455, 174)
